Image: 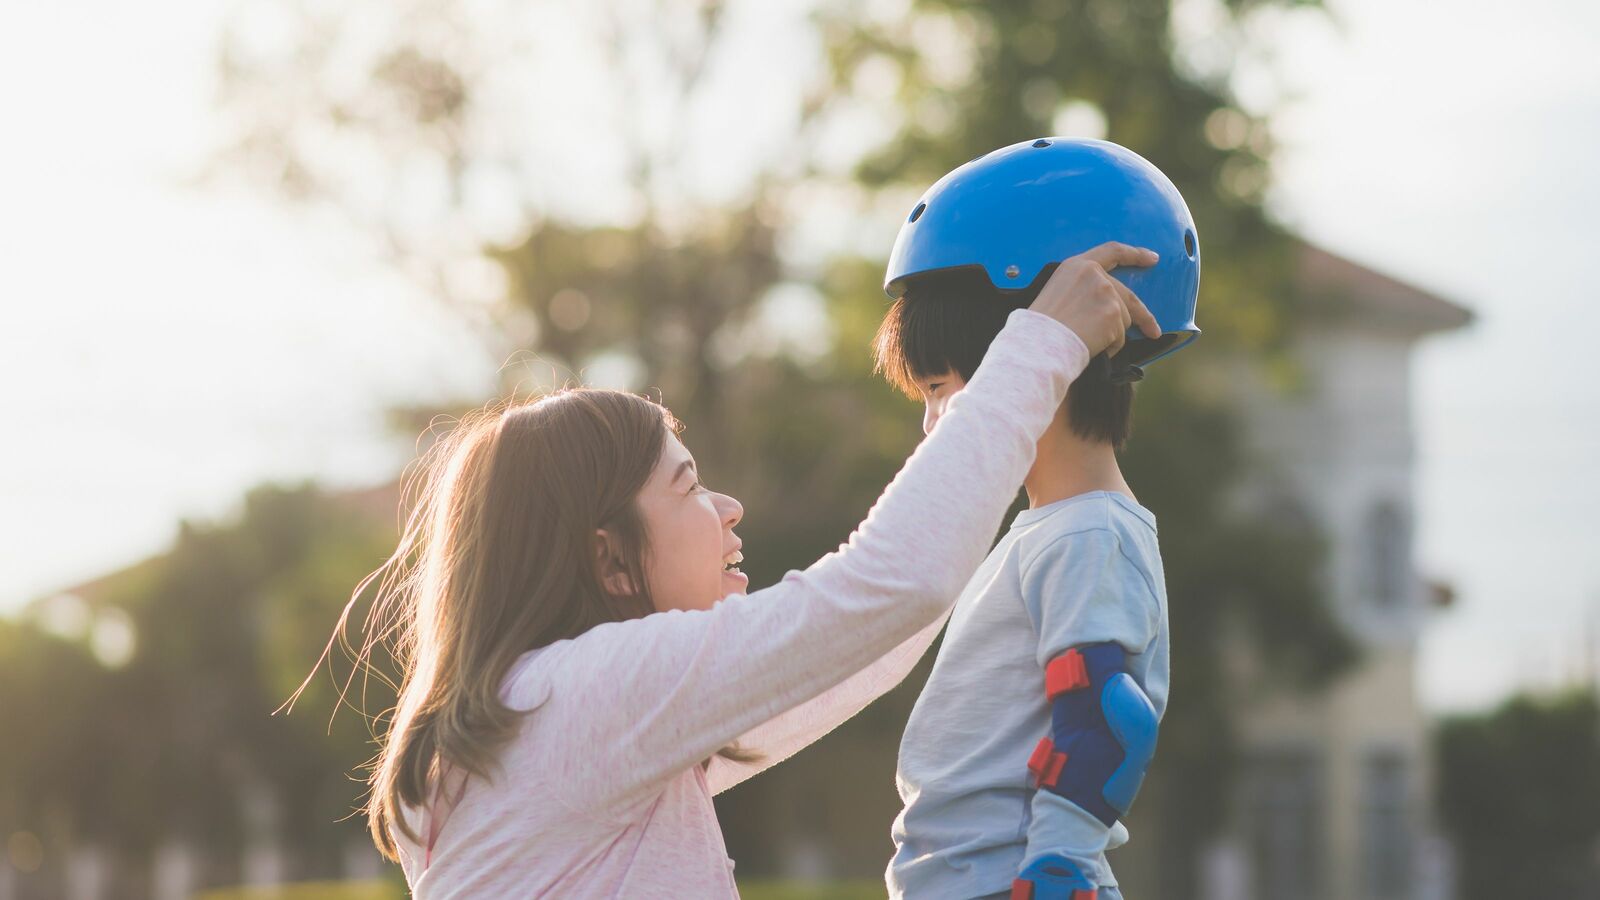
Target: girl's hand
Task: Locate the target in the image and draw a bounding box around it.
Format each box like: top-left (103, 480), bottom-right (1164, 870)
top-left (1028, 242), bottom-right (1163, 357)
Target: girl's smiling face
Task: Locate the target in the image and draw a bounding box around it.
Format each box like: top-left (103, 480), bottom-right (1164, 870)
top-left (603, 427), bottom-right (745, 612)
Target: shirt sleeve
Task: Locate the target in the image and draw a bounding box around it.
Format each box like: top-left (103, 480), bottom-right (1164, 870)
top-left (1017, 526), bottom-right (1160, 884)
top-left (539, 309), bottom-right (1092, 821)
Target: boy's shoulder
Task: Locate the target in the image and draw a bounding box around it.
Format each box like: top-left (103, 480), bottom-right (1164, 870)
top-left (1012, 491), bottom-right (1155, 547)
top-left (1010, 492), bottom-right (1160, 574)
top-left (1011, 492), bottom-right (1166, 613)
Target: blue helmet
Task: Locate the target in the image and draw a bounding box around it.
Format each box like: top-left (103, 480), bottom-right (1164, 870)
top-left (884, 137), bottom-right (1201, 380)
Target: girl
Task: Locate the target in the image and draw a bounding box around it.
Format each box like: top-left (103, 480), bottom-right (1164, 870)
top-left (311, 243), bottom-right (1158, 897)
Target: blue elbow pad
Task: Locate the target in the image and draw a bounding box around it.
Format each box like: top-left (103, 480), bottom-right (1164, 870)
top-left (1026, 642), bottom-right (1159, 827)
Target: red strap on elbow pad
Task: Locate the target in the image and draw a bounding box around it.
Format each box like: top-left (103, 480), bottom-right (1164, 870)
top-left (1027, 736), bottom-right (1068, 789)
top-left (1045, 648), bottom-right (1091, 699)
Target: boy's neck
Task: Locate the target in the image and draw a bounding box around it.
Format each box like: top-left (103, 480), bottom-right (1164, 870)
top-left (1023, 412), bottom-right (1134, 509)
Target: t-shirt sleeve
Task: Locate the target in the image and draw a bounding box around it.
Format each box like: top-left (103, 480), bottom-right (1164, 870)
top-left (1020, 528), bottom-right (1159, 665)
top-left (1017, 526), bottom-right (1160, 886)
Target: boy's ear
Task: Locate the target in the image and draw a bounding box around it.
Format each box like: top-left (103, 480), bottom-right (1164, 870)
top-left (592, 528), bottom-right (637, 596)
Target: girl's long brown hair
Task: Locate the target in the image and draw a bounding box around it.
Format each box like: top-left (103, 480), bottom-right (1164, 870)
top-left (286, 388), bottom-right (721, 862)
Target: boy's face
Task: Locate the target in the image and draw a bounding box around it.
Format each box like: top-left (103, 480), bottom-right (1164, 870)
top-left (915, 369), bottom-right (968, 436)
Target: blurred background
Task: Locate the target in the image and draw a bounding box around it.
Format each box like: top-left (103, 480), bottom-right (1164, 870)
top-left (3, 0), bottom-right (1598, 898)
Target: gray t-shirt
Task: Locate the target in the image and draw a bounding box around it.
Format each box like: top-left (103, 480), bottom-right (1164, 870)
top-left (889, 490), bottom-right (1169, 898)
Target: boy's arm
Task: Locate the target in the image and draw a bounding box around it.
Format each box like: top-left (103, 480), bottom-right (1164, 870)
top-left (704, 606), bottom-right (951, 795)
top-left (1014, 528), bottom-right (1161, 897)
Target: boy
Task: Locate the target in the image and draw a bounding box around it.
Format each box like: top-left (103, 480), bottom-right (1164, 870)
top-left (875, 138), bottom-right (1201, 900)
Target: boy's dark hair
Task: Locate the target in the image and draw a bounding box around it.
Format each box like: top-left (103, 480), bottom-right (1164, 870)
top-left (872, 266), bottom-right (1134, 449)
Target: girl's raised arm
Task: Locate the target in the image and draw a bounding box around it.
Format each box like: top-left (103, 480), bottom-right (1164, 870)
top-left (537, 308), bottom-right (1089, 820)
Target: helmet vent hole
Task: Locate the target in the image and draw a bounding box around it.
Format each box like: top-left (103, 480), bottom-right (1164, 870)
top-left (1032, 139), bottom-right (1052, 148)
top-left (909, 202), bottom-right (926, 223)
top-left (1184, 229), bottom-right (1197, 258)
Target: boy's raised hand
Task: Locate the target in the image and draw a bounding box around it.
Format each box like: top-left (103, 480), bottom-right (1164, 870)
top-left (1028, 242), bottom-right (1163, 357)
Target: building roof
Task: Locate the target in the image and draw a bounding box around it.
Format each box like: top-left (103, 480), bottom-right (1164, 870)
top-left (1294, 242), bottom-right (1475, 336)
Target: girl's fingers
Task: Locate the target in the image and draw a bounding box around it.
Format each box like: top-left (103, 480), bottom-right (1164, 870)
top-left (1079, 241), bottom-right (1160, 273)
top-left (1107, 277), bottom-right (1163, 340)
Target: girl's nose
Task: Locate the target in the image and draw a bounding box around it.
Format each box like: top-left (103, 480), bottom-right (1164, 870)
top-left (717, 492), bottom-right (743, 528)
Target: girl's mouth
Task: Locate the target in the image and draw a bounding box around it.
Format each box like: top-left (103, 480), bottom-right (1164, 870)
top-left (722, 549), bottom-right (745, 585)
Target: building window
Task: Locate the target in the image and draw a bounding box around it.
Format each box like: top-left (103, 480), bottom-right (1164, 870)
top-left (1245, 749), bottom-right (1321, 900)
top-left (1362, 750), bottom-right (1413, 899)
top-left (1365, 500), bottom-right (1409, 608)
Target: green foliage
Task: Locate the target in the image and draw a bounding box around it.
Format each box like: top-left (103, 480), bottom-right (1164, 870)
top-left (4, 483), bottom-right (400, 874)
top-left (0, 621), bottom-right (117, 839)
top-left (1435, 690), bottom-right (1600, 899)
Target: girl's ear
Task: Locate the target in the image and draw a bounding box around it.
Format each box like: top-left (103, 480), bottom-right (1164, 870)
top-left (592, 529), bottom-right (637, 596)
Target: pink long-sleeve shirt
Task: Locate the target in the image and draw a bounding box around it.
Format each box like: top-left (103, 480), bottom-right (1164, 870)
top-left (392, 308), bottom-right (1090, 898)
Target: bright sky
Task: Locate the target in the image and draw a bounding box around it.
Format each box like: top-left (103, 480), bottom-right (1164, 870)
top-left (2, 0), bottom-right (1595, 714)
top-left (0, 1), bottom-right (497, 612)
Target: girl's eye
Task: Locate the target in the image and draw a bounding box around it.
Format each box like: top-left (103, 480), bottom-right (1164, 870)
top-left (927, 383), bottom-right (944, 393)
top-left (690, 479), bottom-right (707, 494)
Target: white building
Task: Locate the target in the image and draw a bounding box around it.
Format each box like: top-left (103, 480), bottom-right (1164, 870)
top-left (1211, 242), bottom-right (1473, 900)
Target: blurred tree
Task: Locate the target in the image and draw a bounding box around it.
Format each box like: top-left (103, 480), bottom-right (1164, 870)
top-left (0, 619), bottom-right (114, 892)
top-left (4, 484), bottom-right (403, 893)
top-left (1436, 690), bottom-right (1600, 899)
